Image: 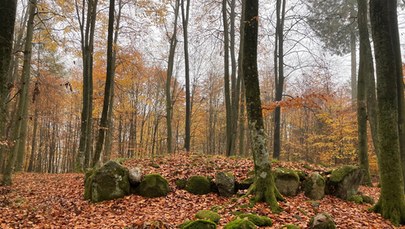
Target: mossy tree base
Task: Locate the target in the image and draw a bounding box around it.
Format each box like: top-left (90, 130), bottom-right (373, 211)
top-left (372, 198), bottom-right (405, 226)
top-left (246, 175), bottom-right (284, 213)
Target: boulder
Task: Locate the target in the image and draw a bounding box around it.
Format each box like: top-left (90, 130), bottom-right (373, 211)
top-left (274, 168), bottom-right (300, 196)
top-left (128, 167), bottom-right (143, 185)
top-left (325, 165), bottom-right (363, 200)
top-left (180, 220), bottom-right (217, 229)
top-left (186, 176), bottom-right (211, 195)
top-left (215, 172), bottom-right (235, 197)
top-left (304, 172), bottom-right (325, 200)
top-left (237, 213), bottom-right (272, 227)
top-left (224, 218), bottom-right (257, 229)
top-left (195, 210), bottom-right (221, 224)
top-left (309, 213), bottom-right (336, 229)
top-left (136, 174), bottom-right (170, 198)
top-left (84, 160), bottom-right (130, 202)
top-left (236, 177), bottom-right (254, 190)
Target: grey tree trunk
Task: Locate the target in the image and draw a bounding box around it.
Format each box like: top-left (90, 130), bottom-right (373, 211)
top-left (370, 0), bottom-right (405, 225)
top-left (242, 0), bottom-right (281, 212)
top-left (356, 0), bottom-right (372, 186)
top-left (273, 0), bottom-right (286, 160)
top-left (351, 30), bottom-right (357, 103)
top-left (2, 0), bottom-right (36, 185)
top-left (92, 0), bottom-right (116, 167)
top-left (165, 0), bottom-right (180, 154)
top-left (181, 0), bottom-right (191, 152)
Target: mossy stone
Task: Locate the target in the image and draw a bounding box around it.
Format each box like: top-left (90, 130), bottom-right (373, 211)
top-left (181, 219), bottom-right (217, 229)
top-left (195, 210), bottom-right (221, 224)
top-left (136, 174), bottom-right (170, 198)
top-left (186, 176), bottom-right (211, 195)
top-left (309, 213), bottom-right (336, 229)
top-left (304, 172), bottom-right (325, 200)
top-left (330, 165), bottom-right (358, 182)
top-left (87, 160), bottom-right (130, 202)
top-left (361, 195), bottom-right (375, 204)
top-left (84, 168), bottom-right (95, 200)
top-left (238, 213), bottom-right (272, 226)
top-left (224, 218), bottom-right (257, 229)
top-left (274, 168), bottom-right (300, 196)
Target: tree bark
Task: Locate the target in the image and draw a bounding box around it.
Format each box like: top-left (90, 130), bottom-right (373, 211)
top-left (0, 0), bottom-right (17, 177)
top-left (356, 0), bottom-right (372, 186)
top-left (370, 0), bottom-right (405, 225)
top-left (273, 0), bottom-right (286, 160)
top-left (2, 0), bottom-right (36, 185)
top-left (181, 0), bottom-right (191, 152)
top-left (242, 0), bottom-right (282, 212)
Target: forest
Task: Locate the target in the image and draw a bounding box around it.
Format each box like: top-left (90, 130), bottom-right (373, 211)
top-left (1, 0), bottom-right (405, 228)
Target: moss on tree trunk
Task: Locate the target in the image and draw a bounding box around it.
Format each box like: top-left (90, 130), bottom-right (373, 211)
top-left (370, 0), bottom-right (405, 225)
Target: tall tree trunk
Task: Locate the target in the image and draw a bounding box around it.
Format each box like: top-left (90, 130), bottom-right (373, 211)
top-left (230, 0), bottom-right (239, 156)
top-left (181, 0), bottom-right (191, 152)
top-left (243, 0), bottom-right (282, 212)
top-left (165, 0), bottom-right (180, 154)
top-left (27, 98), bottom-right (39, 172)
top-left (76, 0), bottom-right (98, 171)
top-left (370, 0), bottom-right (405, 225)
top-left (223, 0), bottom-right (233, 156)
top-left (273, 0), bottom-right (286, 160)
top-left (92, 0), bottom-right (116, 167)
top-left (356, 0), bottom-right (372, 186)
top-left (0, 0), bottom-right (17, 177)
top-left (350, 28), bottom-right (357, 103)
top-left (2, 0), bottom-right (36, 185)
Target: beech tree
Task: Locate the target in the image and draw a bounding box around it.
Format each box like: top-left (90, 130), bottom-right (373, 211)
top-left (370, 0), bottom-right (405, 224)
top-left (0, 0), bottom-right (17, 175)
top-left (242, 0), bottom-right (282, 211)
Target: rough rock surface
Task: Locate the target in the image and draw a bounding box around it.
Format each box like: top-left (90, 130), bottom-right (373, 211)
top-left (215, 172), bottom-right (235, 197)
top-left (325, 165), bottom-right (363, 200)
top-left (304, 172), bottom-right (325, 200)
top-left (274, 168), bottom-right (300, 196)
top-left (136, 174), bottom-right (170, 198)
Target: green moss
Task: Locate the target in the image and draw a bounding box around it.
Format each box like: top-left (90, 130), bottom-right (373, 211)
top-left (274, 168), bottom-right (300, 181)
top-left (210, 205), bottom-right (223, 212)
top-left (84, 169), bottom-right (95, 200)
top-left (348, 195), bottom-right (363, 204)
top-left (224, 218), bottom-right (257, 229)
top-left (136, 174), bottom-right (170, 198)
top-left (330, 165), bottom-right (358, 183)
top-left (186, 176), bottom-right (211, 195)
top-left (238, 213), bottom-right (272, 226)
top-left (195, 210), bottom-right (221, 224)
top-left (176, 179), bottom-right (187, 189)
top-left (280, 224), bottom-right (300, 229)
top-left (181, 219), bottom-right (217, 229)
top-left (361, 195), bottom-right (375, 204)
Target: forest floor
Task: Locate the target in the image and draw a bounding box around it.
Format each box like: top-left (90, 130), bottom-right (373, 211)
top-left (0, 153), bottom-right (401, 228)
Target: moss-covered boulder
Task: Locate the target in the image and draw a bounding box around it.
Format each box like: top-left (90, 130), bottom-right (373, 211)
top-left (195, 210), bottom-right (221, 224)
top-left (238, 213), bottom-right (272, 227)
top-left (309, 213), bottom-right (336, 229)
top-left (180, 219), bottom-right (217, 229)
top-left (186, 176), bottom-right (211, 195)
top-left (136, 174), bottom-right (170, 198)
top-left (325, 165), bottom-right (363, 200)
top-left (304, 172), bottom-right (325, 200)
top-left (224, 218), bottom-right (257, 229)
top-left (274, 168), bottom-right (300, 196)
top-left (215, 172), bottom-right (235, 197)
top-left (84, 160), bottom-right (130, 202)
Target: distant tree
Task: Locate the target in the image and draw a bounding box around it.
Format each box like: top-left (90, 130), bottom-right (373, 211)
top-left (305, 0), bottom-right (358, 102)
top-left (242, 0), bottom-right (282, 212)
top-left (370, 0), bottom-right (405, 225)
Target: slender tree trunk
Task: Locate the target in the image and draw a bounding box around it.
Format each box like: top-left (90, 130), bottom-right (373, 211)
top-left (2, 0), bottom-right (36, 185)
top-left (92, 0), bottom-right (116, 167)
top-left (356, 0), bottom-right (372, 186)
top-left (181, 0), bottom-right (191, 152)
top-left (243, 0), bottom-right (282, 212)
top-left (370, 0), bottom-right (405, 225)
top-left (273, 0), bottom-right (286, 160)
top-left (351, 29), bottom-right (357, 103)
top-left (27, 101), bottom-right (39, 172)
top-left (230, 0), bottom-right (239, 156)
top-left (165, 0), bottom-right (180, 154)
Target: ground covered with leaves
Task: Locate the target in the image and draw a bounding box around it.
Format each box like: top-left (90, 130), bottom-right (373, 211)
top-left (0, 153), bottom-right (400, 228)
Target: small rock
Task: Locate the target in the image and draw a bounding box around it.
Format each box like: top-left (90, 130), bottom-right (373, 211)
top-left (136, 174), bottom-right (170, 198)
top-left (309, 212), bottom-right (336, 229)
top-left (128, 167), bottom-right (143, 185)
top-left (186, 176), bottom-right (211, 195)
